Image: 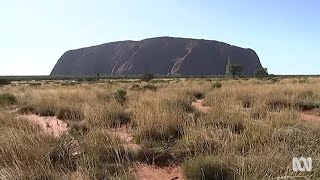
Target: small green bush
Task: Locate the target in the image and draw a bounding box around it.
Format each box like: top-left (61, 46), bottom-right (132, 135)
top-left (113, 89), bottom-right (127, 105)
top-left (297, 100), bottom-right (320, 111)
top-left (212, 81), bottom-right (222, 89)
top-left (0, 79), bottom-right (11, 85)
top-left (36, 106), bottom-right (55, 116)
top-left (18, 106), bottom-right (36, 114)
top-left (112, 111), bottom-right (131, 127)
top-left (56, 107), bottom-right (84, 121)
top-left (69, 122), bottom-right (89, 137)
top-left (192, 91), bottom-right (205, 99)
top-left (29, 83), bottom-right (42, 86)
top-left (254, 68), bottom-right (268, 79)
top-left (135, 144), bottom-right (187, 166)
top-left (182, 156), bottom-right (239, 180)
top-left (0, 93), bottom-right (17, 107)
top-left (141, 73), bottom-right (154, 82)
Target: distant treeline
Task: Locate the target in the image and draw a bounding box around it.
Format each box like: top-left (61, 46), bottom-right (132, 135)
top-left (0, 74), bottom-right (319, 81)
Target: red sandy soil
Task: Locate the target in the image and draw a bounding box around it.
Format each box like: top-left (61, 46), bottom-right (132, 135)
top-left (300, 110), bottom-right (320, 121)
top-left (18, 114), bottom-right (69, 138)
top-left (133, 164), bottom-right (184, 180)
top-left (191, 99), bottom-right (210, 113)
top-left (110, 125), bottom-right (141, 151)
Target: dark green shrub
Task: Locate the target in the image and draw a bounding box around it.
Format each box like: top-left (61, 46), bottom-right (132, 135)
top-left (141, 73), bottom-right (154, 82)
top-left (0, 93), bottom-right (17, 107)
top-left (212, 81), bottom-right (222, 89)
top-left (112, 111), bottom-right (131, 127)
top-left (254, 68), bottom-right (268, 79)
top-left (69, 122), bottom-right (89, 137)
top-left (85, 78), bottom-right (97, 82)
top-left (36, 106), bottom-right (55, 116)
top-left (0, 79), bottom-right (11, 85)
top-left (136, 124), bottom-right (184, 142)
top-left (136, 141), bottom-right (188, 166)
top-left (192, 91), bottom-right (205, 99)
top-left (29, 83), bottom-right (42, 86)
top-left (182, 156), bottom-right (239, 180)
top-left (18, 106), bottom-right (36, 114)
top-left (297, 100), bottom-right (320, 111)
top-left (56, 107), bottom-right (84, 121)
top-left (136, 146), bottom-right (175, 166)
top-left (113, 89), bottom-right (127, 105)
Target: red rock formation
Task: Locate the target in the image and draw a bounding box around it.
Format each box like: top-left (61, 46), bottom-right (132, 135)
top-left (50, 37), bottom-right (262, 75)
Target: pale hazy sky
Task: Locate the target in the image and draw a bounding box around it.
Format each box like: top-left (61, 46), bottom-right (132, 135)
top-left (1, 0), bottom-right (319, 75)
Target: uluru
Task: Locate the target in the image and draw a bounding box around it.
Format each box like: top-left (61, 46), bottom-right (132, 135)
top-left (50, 36), bottom-right (262, 76)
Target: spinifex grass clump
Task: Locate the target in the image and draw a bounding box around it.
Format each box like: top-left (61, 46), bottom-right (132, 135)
top-left (78, 130), bottom-right (136, 179)
top-left (212, 81), bottom-right (222, 89)
top-left (182, 156), bottom-right (240, 180)
top-left (84, 101), bottom-right (131, 128)
top-left (114, 89), bottom-right (127, 105)
top-left (132, 95), bottom-right (187, 143)
top-left (0, 93), bottom-right (17, 107)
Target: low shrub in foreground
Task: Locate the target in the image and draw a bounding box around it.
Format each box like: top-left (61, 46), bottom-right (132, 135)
top-left (84, 102), bottom-right (131, 128)
top-left (56, 107), bottom-right (84, 120)
top-left (182, 156), bottom-right (239, 180)
top-left (79, 130), bottom-right (136, 178)
top-left (212, 81), bottom-right (222, 89)
top-left (114, 89), bottom-right (127, 105)
top-left (0, 93), bottom-right (17, 107)
top-left (191, 91), bottom-right (205, 99)
top-left (0, 79), bottom-right (11, 85)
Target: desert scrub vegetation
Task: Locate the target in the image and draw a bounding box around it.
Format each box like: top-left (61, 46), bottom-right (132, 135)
top-left (0, 93), bottom-right (17, 107)
top-left (1, 78), bottom-right (320, 179)
top-left (0, 79), bottom-right (11, 86)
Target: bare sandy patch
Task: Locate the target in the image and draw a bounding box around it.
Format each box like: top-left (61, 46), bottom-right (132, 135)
top-left (18, 114), bottom-right (69, 138)
top-left (300, 111), bottom-right (320, 121)
top-left (110, 125), bottom-right (141, 151)
top-left (133, 164), bottom-right (184, 180)
top-left (191, 99), bottom-right (210, 113)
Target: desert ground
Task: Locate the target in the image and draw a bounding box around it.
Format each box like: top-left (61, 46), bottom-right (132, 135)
top-left (1, 77), bottom-right (320, 180)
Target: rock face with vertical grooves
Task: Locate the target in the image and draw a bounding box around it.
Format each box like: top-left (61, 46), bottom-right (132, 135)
top-left (50, 37), bottom-right (262, 76)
